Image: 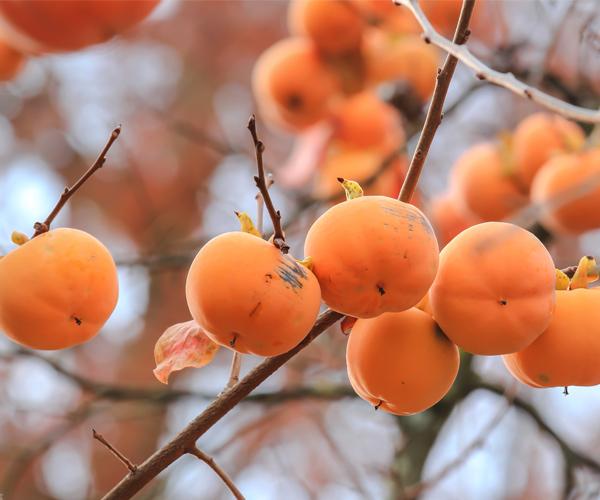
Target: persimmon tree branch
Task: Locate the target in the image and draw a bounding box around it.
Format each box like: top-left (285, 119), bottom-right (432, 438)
top-left (32, 126), bottom-right (121, 237)
top-left (398, 0), bottom-right (475, 203)
top-left (187, 446), bottom-right (245, 500)
top-left (93, 429), bottom-right (138, 474)
top-left (395, 0), bottom-right (600, 124)
top-left (102, 309), bottom-right (343, 499)
top-left (247, 115), bottom-right (288, 253)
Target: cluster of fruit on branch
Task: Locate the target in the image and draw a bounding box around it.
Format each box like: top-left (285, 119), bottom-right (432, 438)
top-left (0, 0), bottom-right (158, 80)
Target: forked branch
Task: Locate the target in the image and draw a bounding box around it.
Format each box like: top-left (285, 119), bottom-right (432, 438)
top-left (187, 447), bottom-right (245, 500)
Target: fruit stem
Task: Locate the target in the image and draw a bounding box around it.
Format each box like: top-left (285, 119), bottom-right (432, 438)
top-left (247, 116), bottom-right (289, 254)
top-left (397, 0), bottom-right (476, 203)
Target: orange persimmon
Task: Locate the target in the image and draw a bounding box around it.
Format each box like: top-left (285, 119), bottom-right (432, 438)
top-left (531, 149), bottom-right (600, 234)
top-left (450, 142), bottom-right (527, 221)
top-left (428, 192), bottom-right (481, 247)
top-left (288, 0), bottom-right (364, 56)
top-left (346, 308), bottom-right (460, 415)
top-left (185, 232), bottom-right (321, 357)
top-left (0, 228), bottom-right (119, 350)
top-left (429, 222), bottom-right (556, 355)
top-left (253, 37), bottom-right (340, 131)
top-left (363, 31), bottom-right (439, 102)
top-left (512, 113), bottom-right (585, 190)
top-left (0, 37), bottom-right (24, 80)
top-left (503, 288), bottom-right (600, 388)
top-left (0, 0), bottom-right (158, 53)
top-left (304, 195), bottom-right (439, 318)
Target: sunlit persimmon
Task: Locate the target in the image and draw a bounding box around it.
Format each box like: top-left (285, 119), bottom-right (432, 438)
top-left (253, 37), bottom-right (340, 131)
top-left (531, 149), bottom-right (600, 234)
top-left (186, 232), bottom-right (321, 357)
top-left (503, 288), bottom-right (600, 388)
top-left (352, 0), bottom-right (421, 34)
top-left (0, 37), bottom-right (24, 80)
top-left (288, 0), bottom-right (364, 56)
top-left (331, 91), bottom-right (404, 149)
top-left (450, 142), bottom-right (527, 221)
top-left (346, 308), bottom-right (460, 415)
top-left (304, 195), bottom-right (439, 318)
top-left (429, 222), bottom-right (556, 355)
top-left (512, 113), bottom-right (585, 190)
top-left (428, 192), bottom-right (481, 247)
top-left (0, 0), bottom-right (158, 53)
top-left (0, 228), bottom-right (119, 350)
top-left (364, 30), bottom-right (439, 102)
top-left (314, 148), bottom-right (406, 201)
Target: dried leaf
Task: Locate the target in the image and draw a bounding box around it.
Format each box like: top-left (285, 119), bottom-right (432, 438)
top-left (153, 320), bottom-right (219, 384)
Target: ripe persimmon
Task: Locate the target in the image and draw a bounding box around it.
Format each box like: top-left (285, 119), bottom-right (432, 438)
top-left (0, 37), bottom-right (24, 80)
top-left (352, 0), bottom-right (421, 34)
top-left (450, 142), bottom-right (527, 221)
top-left (313, 148), bottom-right (406, 200)
top-left (0, 0), bottom-right (158, 53)
top-left (304, 195), bottom-right (439, 318)
top-left (346, 308), bottom-right (460, 415)
top-left (363, 31), bottom-right (439, 102)
top-left (428, 192), bottom-right (481, 247)
top-left (512, 113), bottom-right (585, 190)
top-left (503, 288), bottom-right (600, 388)
top-left (288, 0), bottom-right (364, 56)
top-left (429, 222), bottom-right (556, 355)
top-left (331, 91), bottom-right (404, 150)
top-left (0, 228), bottom-right (118, 350)
top-left (531, 149), bottom-right (600, 234)
top-left (253, 37), bottom-right (340, 131)
top-left (185, 232), bottom-right (321, 357)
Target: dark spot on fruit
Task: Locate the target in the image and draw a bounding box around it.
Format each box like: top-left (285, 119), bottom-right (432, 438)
top-left (499, 299), bottom-right (508, 306)
top-left (249, 301), bottom-right (262, 317)
top-left (277, 256), bottom-right (308, 291)
top-left (538, 373), bottom-right (549, 383)
top-left (374, 400), bottom-right (382, 410)
top-left (286, 93), bottom-right (303, 110)
top-left (264, 273), bottom-right (273, 283)
top-left (376, 284), bottom-right (386, 295)
top-left (71, 315), bottom-right (82, 326)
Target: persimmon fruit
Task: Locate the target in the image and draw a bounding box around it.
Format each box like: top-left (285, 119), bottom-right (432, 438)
top-left (0, 228), bottom-right (119, 350)
top-left (512, 113), bottom-right (585, 190)
top-left (304, 195), bottom-right (439, 318)
top-left (531, 149), bottom-right (600, 234)
top-left (346, 308), bottom-right (460, 415)
top-left (428, 192), bottom-right (480, 247)
top-left (252, 37), bottom-right (340, 131)
top-left (0, 38), bottom-right (24, 80)
top-left (503, 288), bottom-right (600, 388)
top-left (429, 222), bottom-right (556, 355)
top-left (450, 142), bottom-right (527, 221)
top-left (0, 0), bottom-right (158, 53)
top-left (288, 0), bottom-right (364, 56)
top-left (185, 232), bottom-right (321, 357)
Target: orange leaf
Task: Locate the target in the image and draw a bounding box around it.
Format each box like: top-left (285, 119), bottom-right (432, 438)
top-left (153, 320), bottom-right (219, 384)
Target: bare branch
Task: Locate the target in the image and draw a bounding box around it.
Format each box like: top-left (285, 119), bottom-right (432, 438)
top-left (398, 0), bottom-right (476, 202)
top-left (395, 0), bottom-right (600, 123)
top-left (247, 115), bottom-right (289, 253)
top-left (93, 429), bottom-right (138, 474)
top-left (187, 447), bottom-right (245, 500)
top-left (32, 126), bottom-right (121, 237)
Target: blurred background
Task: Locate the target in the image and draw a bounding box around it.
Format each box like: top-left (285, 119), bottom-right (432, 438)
top-left (0, 1), bottom-right (599, 499)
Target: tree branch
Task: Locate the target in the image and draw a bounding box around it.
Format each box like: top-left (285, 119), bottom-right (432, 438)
top-left (247, 115), bottom-right (288, 253)
top-left (101, 309), bottom-right (343, 499)
top-left (187, 446), bottom-right (245, 500)
top-left (32, 126), bottom-right (121, 237)
top-left (395, 0), bottom-right (600, 124)
top-left (398, 0), bottom-right (476, 202)
top-left (93, 429), bottom-right (138, 474)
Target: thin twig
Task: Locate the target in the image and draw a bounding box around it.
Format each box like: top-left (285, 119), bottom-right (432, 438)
top-left (395, 0), bottom-right (600, 124)
top-left (227, 353), bottom-right (242, 390)
top-left (32, 126), bottom-right (121, 237)
top-left (187, 447), bottom-right (245, 500)
top-left (398, 0), bottom-right (475, 203)
top-left (93, 429), bottom-right (138, 474)
top-left (247, 115), bottom-right (289, 253)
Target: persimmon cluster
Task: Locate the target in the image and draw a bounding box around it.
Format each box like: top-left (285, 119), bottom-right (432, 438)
top-left (429, 112), bottom-right (600, 246)
top-left (0, 0), bottom-right (158, 81)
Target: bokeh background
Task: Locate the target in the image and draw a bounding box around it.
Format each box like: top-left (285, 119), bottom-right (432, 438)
top-left (0, 1), bottom-right (600, 499)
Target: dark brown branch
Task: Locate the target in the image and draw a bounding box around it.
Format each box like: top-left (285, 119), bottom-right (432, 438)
top-left (102, 309), bottom-right (343, 499)
top-left (247, 115), bottom-right (289, 253)
top-left (32, 126), bottom-right (121, 237)
top-left (398, 0), bottom-right (476, 203)
top-left (187, 447), bottom-right (245, 500)
top-left (93, 429), bottom-right (138, 474)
